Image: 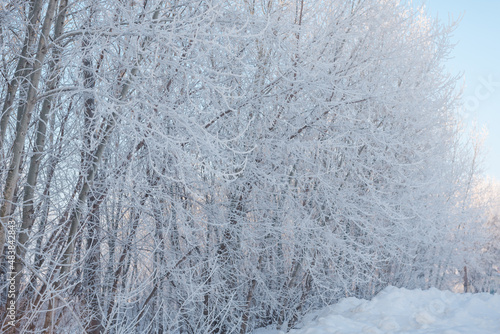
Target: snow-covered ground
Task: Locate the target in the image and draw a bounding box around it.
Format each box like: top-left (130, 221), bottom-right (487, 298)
top-left (254, 286), bottom-right (500, 334)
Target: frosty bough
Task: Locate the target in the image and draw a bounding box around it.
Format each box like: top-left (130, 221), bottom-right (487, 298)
top-left (0, 0), bottom-right (490, 333)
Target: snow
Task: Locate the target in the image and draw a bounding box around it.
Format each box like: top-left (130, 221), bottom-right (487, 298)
top-left (254, 286), bottom-right (500, 334)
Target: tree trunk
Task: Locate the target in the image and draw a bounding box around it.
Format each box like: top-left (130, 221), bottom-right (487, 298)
top-left (0, 0), bottom-right (58, 259)
top-left (0, 0), bottom-right (43, 150)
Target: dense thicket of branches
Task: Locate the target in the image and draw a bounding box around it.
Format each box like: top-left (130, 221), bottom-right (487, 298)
top-left (0, 0), bottom-right (495, 333)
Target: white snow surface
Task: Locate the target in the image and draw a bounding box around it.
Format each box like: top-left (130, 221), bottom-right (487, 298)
top-left (254, 286), bottom-right (500, 334)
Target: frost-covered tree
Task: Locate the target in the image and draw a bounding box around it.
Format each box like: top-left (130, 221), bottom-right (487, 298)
top-left (0, 0), bottom-right (489, 332)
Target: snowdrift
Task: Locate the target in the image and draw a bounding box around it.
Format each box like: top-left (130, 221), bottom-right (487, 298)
top-left (254, 286), bottom-right (500, 334)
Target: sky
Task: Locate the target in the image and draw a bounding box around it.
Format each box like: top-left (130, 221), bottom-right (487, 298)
top-left (418, 0), bottom-right (500, 180)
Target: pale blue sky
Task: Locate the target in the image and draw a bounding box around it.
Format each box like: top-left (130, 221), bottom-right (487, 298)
top-left (420, 0), bottom-right (500, 180)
